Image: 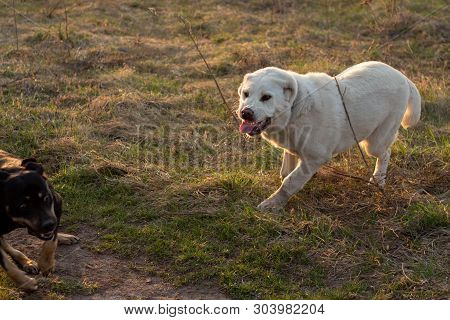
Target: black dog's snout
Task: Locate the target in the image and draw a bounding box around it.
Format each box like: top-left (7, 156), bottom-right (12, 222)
top-left (41, 219), bottom-right (56, 232)
top-left (241, 108), bottom-right (254, 121)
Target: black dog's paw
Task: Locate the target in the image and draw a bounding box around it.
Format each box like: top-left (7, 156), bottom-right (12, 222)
top-left (57, 233), bottom-right (80, 245)
top-left (38, 259), bottom-right (55, 277)
top-left (22, 260), bottom-right (39, 275)
top-left (19, 277), bottom-right (38, 292)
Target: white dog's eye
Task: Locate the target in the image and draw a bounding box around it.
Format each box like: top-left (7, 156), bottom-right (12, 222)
top-left (243, 91), bottom-right (249, 98)
top-left (261, 94), bottom-right (271, 102)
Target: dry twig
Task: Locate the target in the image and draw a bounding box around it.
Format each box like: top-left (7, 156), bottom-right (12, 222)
top-left (401, 263), bottom-right (423, 285)
top-left (47, 0), bottom-right (63, 18)
top-left (13, 0), bottom-right (18, 50)
top-left (178, 15), bottom-right (239, 125)
top-left (64, 3), bottom-right (68, 39)
top-left (377, 4), bottom-right (448, 49)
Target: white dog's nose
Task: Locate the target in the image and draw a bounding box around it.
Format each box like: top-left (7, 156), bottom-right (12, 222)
top-left (241, 108), bottom-right (254, 121)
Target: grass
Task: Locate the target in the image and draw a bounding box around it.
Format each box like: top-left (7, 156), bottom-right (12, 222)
top-left (403, 203), bottom-right (449, 236)
top-left (0, 0), bottom-right (449, 299)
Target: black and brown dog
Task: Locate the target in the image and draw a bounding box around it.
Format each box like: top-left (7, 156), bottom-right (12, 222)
top-left (0, 150), bottom-right (79, 292)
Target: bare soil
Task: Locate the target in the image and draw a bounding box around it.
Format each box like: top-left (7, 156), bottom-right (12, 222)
top-left (5, 228), bottom-right (228, 299)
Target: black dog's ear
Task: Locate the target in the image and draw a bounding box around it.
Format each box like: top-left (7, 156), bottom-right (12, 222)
top-left (23, 162), bottom-right (44, 176)
top-left (21, 158), bottom-right (38, 166)
top-left (21, 158), bottom-right (44, 175)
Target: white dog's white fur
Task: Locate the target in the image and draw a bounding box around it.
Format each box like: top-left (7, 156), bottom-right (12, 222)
top-left (237, 61), bottom-right (421, 212)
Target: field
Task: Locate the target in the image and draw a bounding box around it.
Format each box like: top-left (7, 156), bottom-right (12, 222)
top-left (0, 0), bottom-right (448, 299)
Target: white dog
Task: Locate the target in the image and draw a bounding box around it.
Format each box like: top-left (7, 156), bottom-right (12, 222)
top-left (237, 61), bottom-right (421, 212)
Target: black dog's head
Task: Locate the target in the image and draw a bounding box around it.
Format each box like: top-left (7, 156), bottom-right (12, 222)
top-left (0, 159), bottom-right (57, 240)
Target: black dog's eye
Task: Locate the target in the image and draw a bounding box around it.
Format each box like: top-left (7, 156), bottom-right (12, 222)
top-left (19, 203), bottom-right (27, 209)
top-left (261, 94), bottom-right (272, 102)
top-left (243, 91), bottom-right (249, 98)
top-left (43, 195), bottom-right (52, 204)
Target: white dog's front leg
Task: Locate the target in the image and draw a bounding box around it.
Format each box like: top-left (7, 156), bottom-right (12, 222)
top-left (258, 158), bottom-right (324, 213)
top-left (280, 151), bottom-right (298, 180)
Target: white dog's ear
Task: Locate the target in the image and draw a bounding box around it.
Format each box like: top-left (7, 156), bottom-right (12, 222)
top-left (283, 73), bottom-right (298, 105)
top-left (238, 83), bottom-right (243, 96)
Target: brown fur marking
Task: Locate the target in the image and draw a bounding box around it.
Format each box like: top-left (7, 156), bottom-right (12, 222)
top-left (38, 238), bottom-right (58, 276)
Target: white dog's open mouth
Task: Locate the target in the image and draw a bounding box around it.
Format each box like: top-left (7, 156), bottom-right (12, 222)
top-left (239, 118), bottom-right (271, 136)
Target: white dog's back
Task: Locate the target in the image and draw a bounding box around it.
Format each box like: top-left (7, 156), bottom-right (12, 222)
top-left (336, 61), bottom-right (421, 129)
top-left (291, 61), bottom-right (421, 154)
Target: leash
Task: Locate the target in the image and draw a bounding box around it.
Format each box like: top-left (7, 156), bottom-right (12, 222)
top-left (333, 77), bottom-right (370, 170)
top-left (327, 77), bottom-right (387, 192)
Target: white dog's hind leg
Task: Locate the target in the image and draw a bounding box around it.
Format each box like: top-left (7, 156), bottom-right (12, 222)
top-left (280, 151), bottom-right (298, 180)
top-left (370, 148), bottom-right (391, 187)
top-left (362, 118), bottom-right (400, 188)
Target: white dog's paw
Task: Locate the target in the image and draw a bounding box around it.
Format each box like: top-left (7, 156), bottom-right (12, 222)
top-left (257, 198), bottom-right (284, 213)
top-left (370, 175), bottom-right (386, 188)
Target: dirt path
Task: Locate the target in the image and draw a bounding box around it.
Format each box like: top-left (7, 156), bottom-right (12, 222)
top-left (5, 229), bottom-right (227, 299)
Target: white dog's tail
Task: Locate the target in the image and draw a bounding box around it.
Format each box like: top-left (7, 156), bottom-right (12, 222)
top-left (401, 79), bottom-right (421, 129)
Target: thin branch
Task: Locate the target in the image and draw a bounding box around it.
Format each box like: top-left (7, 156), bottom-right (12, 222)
top-left (334, 77), bottom-right (370, 170)
top-left (64, 3), bottom-right (68, 39)
top-left (322, 164), bottom-right (385, 193)
top-left (178, 15), bottom-right (239, 125)
top-left (13, 0), bottom-right (18, 50)
top-left (47, 0), bottom-right (63, 18)
top-left (0, 0), bottom-right (42, 27)
top-left (0, 76), bottom-right (31, 88)
top-left (401, 263), bottom-right (423, 285)
top-left (377, 4), bottom-right (448, 49)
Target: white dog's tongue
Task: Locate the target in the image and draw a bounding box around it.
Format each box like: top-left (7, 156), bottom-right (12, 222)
top-left (239, 121), bottom-right (256, 134)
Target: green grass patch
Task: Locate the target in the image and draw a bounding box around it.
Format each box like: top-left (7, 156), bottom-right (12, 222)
top-left (402, 202), bottom-right (449, 236)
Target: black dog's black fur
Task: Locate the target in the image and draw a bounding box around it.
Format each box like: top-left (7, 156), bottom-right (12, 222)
top-left (0, 158), bottom-right (62, 240)
top-left (0, 152), bottom-right (78, 291)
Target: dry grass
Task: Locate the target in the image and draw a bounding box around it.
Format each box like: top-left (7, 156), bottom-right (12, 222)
top-left (0, 0), bottom-right (448, 299)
